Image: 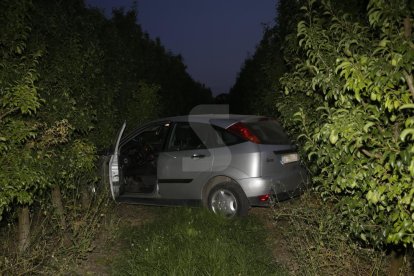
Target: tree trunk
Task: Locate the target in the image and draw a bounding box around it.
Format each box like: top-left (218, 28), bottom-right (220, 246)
top-left (403, 17), bottom-right (412, 41)
top-left (80, 185), bottom-right (90, 209)
top-left (389, 249), bottom-right (405, 276)
top-left (100, 155), bottom-right (109, 187)
top-left (403, 17), bottom-right (414, 101)
top-left (18, 206), bottom-right (30, 253)
top-left (51, 185), bottom-right (66, 230)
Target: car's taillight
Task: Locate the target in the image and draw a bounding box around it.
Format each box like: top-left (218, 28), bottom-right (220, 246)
top-left (226, 122), bottom-right (261, 143)
top-left (258, 194), bottom-right (270, 202)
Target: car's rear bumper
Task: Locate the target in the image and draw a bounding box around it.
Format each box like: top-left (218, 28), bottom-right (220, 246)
top-left (238, 166), bottom-right (309, 206)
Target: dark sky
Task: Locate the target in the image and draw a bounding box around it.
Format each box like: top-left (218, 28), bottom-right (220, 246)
top-left (85, 0), bottom-right (277, 96)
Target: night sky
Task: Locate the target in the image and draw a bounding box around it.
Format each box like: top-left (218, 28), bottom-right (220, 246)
top-left (85, 0), bottom-right (277, 96)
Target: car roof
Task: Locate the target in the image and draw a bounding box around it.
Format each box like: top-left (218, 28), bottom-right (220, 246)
top-left (120, 114), bottom-right (271, 145)
top-left (159, 114), bottom-right (266, 128)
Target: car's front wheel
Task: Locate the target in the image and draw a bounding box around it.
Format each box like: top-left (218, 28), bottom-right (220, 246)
top-left (207, 182), bottom-right (249, 218)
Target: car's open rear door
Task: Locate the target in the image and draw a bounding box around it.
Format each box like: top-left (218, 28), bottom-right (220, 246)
top-left (109, 122), bottom-right (126, 201)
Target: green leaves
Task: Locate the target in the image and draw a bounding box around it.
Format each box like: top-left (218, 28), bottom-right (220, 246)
top-left (276, 0), bottom-right (414, 247)
top-left (0, 0), bottom-right (214, 223)
top-left (366, 190), bottom-right (380, 204)
top-left (400, 104), bottom-right (414, 110)
top-left (363, 121), bottom-right (375, 133)
top-left (400, 128), bottom-right (414, 142)
top-left (123, 80), bottom-right (161, 129)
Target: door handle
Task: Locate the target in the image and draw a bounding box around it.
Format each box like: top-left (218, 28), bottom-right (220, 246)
top-left (191, 153), bottom-right (205, 159)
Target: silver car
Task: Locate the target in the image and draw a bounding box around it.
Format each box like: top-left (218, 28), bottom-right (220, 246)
top-left (108, 114), bottom-right (308, 217)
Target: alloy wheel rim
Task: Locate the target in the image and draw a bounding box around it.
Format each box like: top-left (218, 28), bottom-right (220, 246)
top-left (211, 189), bottom-right (238, 218)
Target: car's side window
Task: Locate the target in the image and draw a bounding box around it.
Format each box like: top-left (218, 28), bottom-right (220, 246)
top-left (139, 124), bottom-right (170, 152)
top-left (167, 123), bottom-right (206, 151)
top-left (166, 122), bottom-right (245, 151)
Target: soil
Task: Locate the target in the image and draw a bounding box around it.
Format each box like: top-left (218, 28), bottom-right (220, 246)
top-left (250, 203), bottom-right (299, 274)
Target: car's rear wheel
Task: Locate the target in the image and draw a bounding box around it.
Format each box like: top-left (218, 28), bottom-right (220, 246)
top-left (207, 182), bottom-right (249, 218)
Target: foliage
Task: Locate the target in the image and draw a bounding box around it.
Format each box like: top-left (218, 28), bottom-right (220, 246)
top-left (0, 0), bottom-right (45, 218)
top-left (123, 80), bottom-right (161, 130)
top-left (277, 0), bottom-right (414, 247)
top-left (0, 0), bottom-right (213, 271)
top-left (231, 0), bottom-right (414, 248)
top-left (228, 0), bottom-right (306, 117)
top-left (0, 0), bottom-right (212, 238)
top-left (229, 25), bottom-right (285, 115)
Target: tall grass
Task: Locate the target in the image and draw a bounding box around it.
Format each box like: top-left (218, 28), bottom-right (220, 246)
top-left (271, 192), bottom-right (390, 275)
top-left (112, 207), bottom-right (286, 275)
top-left (0, 186), bottom-right (113, 275)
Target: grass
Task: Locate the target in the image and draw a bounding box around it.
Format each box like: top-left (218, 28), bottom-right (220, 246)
top-left (0, 187), bottom-right (114, 275)
top-left (270, 192), bottom-right (390, 275)
top-left (2, 190), bottom-right (410, 275)
top-left (111, 206), bottom-right (286, 275)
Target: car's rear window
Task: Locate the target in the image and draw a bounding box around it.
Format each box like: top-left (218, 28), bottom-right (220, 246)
top-left (212, 126), bottom-right (245, 147)
top-left (245, 119), bottom-right (291, 145)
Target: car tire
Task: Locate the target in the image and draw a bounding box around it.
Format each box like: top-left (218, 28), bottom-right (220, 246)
top-left (207, 182), bottom-right (249, 218)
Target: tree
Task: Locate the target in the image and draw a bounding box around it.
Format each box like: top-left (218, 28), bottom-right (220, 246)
top-left (0, 0), bottom-right (44, 251)
top-left (279, 0), bottom-right (414, 247)
top-left (0, 0), bottom-right (213, 254)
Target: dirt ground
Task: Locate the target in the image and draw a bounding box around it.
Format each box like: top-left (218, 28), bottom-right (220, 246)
top-left (250, 206), bottom-right (298, 273)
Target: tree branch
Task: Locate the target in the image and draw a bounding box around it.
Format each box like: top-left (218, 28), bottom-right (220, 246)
top-left (404, 17), bottom-right (414, 49)
top-left (402, 17), bottom-right (414, 101)
top-left (404, 17), bottom-right (412, 40)
top-left (360, 148), bottom-right (382, 160)
top-left (403, 70), bottom-right (414, 101)
top-left (0, 107), bottom-right (19, 122)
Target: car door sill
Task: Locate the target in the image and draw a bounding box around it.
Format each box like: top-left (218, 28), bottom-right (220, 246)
top-left (117, 196), bottom-right (202, 207)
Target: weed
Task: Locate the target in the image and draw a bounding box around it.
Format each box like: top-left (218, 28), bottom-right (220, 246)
top-left (271, 191), bottom-right (389, 275)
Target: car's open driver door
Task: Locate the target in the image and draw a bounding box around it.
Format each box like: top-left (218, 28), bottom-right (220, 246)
top-left (109, 122), bottom-right (126, 200)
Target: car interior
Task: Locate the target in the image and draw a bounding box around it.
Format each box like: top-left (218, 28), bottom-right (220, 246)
top-left (120, 124), bottom-right (168, 194)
